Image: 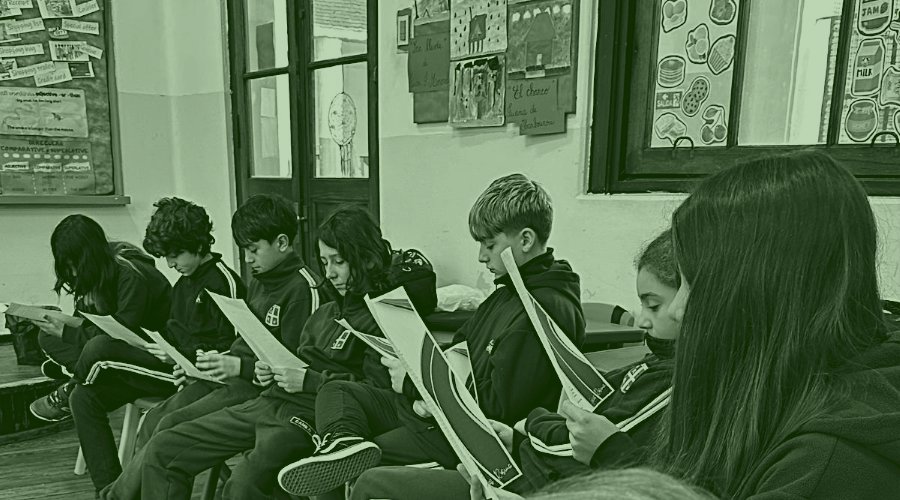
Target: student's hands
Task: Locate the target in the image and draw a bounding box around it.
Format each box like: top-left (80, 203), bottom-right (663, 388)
top-left (172, 365), bottom-right (189, 390)
top-left (457, 464), bottom-right (523, 500)
top-left (559, 399), bottom-right (619, 466)
top-left (195, 351), bottom-right (241, 381)
top-left (31, 315), bottom-right (65, 338)
top-left (412, 399), bottom-right (433, 419)
top-left (488, 420), bottom-right (514, 454)
top-left (272, 366), bottom-right (306, 393)
top-left (143, 342), bottom-right (173, 364)
top-left (254, 360), bottom-right (274, 387)
top-left (380, 356), bottom-right (408, 394)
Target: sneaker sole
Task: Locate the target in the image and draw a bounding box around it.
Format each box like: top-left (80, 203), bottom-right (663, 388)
top-left (28, 400), bottom-right (72, 423)
top-left (278, 442), bottom-right (381, 497)
top-left (40, 360), bottom-right (69, 380)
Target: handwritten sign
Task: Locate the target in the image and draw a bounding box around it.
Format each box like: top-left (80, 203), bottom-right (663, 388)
top-left (506, 77), bottom-right (565, 135)
top-left (407, 31), bottom-right (450, 92)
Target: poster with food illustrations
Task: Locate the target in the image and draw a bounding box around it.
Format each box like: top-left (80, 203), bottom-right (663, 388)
top-left (651, 0), bottom-right (739, 148)
top-left (839, 0), bottom-right (900, 143)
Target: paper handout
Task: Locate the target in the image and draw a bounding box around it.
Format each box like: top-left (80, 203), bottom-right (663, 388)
top-left (81, 312), bottom-right (148, 349)
top-left (366, 288), bottom-right (522, 497)
top-left (142, 329), bottom-right (222, 384)
top-left (5, 302), bottom-right (83, 327)
top-left (500, 248), bottom-right (614, 412)
top-left (334, 318), bottom-right (398, 359)
top-left (207, 291), bottom-right (307, 370)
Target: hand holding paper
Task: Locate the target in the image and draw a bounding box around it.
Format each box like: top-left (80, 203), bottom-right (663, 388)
top-left (31, 315), bottom-right (65, 338)
top-left (144, 342), bottom-right (173, 364)
top-left (254, 360), bottom-right (274, 386)
top-left (195, 352), bottom-right (241, 381)
top-left (6, 302), bottom-right (83, 328)
top-left (143, 329), bottom-right (221, 384)
top-left (272, 366), bottom-right (306, 393)
top-left (380, 355), bottom-right (408, 394)
top-left (334, 318), bottom-right (398, 359)
top-left (559, 399), bottom-right (619, 465)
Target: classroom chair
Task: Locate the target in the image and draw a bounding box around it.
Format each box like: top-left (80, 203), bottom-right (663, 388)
top-left (74, 396), bottom-right (163, 475)
top-left (582, 302), bottom-right (635, 327)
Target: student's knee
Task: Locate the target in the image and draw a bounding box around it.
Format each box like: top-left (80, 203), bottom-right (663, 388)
top-left (351, 467), bottom-right (400, 500)
top-left (81, 335), bottom-right (117, 360)
top-left (68, 384), bottom-right (98, 415)
top-left (143, 429), bottom-right (178, 467)
top-left (222, 458), bottom-right (273, 499)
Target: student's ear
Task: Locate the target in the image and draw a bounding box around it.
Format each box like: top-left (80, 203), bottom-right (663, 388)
top-left (519, 228), bottom-right (537, 254)
top-left (275, 234), bottom-right (291, 252)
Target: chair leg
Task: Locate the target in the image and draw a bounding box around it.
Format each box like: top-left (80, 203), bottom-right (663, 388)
top-left (74, 446), bottom-right (87, 475)
top-left (203, 463), bottom-right (223, 500)
top-left (118, 403), bottom-right (140, 467)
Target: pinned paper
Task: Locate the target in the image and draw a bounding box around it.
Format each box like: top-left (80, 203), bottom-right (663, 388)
top-left (408, 29), bottom-right (450, 92)
top-left (34, 62), bottom-right (71, 86)
top-left (73, 0), bottom-right (98, 17)
top-left (68, 60), bottom-right (92, 78)
top-left (8, 18), bottom-right (45, 35)
top-left (61, 18), bottom-right (98, 34)
top-left (0, 43), bottom-right (45, 57)
top-left (37, 0), bottom-right (75, 18)
top-left (6, 0), bottom-right (34, 8)
top-left (0, 21), bottom-right (21, 44)
top-left (80, 43), bottom-right (101, 59)
top-left (50, 40), bottom-right (88, 61)
top-left (6, 60), bottom-right (54, 79)
top-left (0, 58), bottom-right (16, 79)
top-left (506, 77), bottom-right (566, 135)
top-left (0, 6), bottom-right (21, 18)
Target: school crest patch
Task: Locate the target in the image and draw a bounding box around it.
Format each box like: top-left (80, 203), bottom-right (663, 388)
top-left (621, 363), bottom-right (648, 394)
top-left (265, 304), bottom-right (281, 327)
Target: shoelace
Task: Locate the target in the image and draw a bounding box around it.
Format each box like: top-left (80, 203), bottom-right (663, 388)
top-left (48, 388), bottom-right (65, 408)
top-left (311, 433), bottom-right (331, 454)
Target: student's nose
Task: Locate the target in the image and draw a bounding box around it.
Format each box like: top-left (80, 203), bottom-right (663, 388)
top-left (166, 257), bottom-right (177, 269)
top-left (324, 264), bottom-right (337, 280)
top-left (477, 247), bottom-right (489, 263)
top-left (244, 252), bottom-right (254, 263)
top-left (637, 311), bottom-right (652, 330)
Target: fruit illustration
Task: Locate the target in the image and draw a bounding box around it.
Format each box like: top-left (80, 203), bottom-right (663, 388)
top-left (700, 104), bottom-right (727, 145)
top-left (661, 0), bottom-right (687, 33)
top-left (709, 0), bottom-right (737, 25)
top-left (685, 24), bottom-right (710, 64)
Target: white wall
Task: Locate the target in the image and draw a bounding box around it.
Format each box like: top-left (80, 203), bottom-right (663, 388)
top-left (0, 0), bottom-right (236, 310)
top-left (376, 0), bottom-right (900, 312)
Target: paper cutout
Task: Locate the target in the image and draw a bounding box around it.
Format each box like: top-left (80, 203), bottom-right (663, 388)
top-left (845, 99), bottom-right (879, 142)
top-left (5, 302), bottom-right (82, 327)
top-left (657, 55), bottom-right (685, 88)
top-left (408, 30), bottom-right (451, 92)
top-left (397, 8), bottom-right (412, 48)
top-left (0, 21), bottom-right (21, 44)
top-left (72, 0), bottom-right (98, 17)
top-left (858, 0), bottom-right (894, 36)
top-left (852, 38), bottom-right (885, 97)
top-left (685, 24), bottom-right (709, 64)
top-left (0, 43), bottom-right (44, 57)
top-left (4, 0), bottom-right (34, 9)
top-left (81, 312), bottom-right (148, 349)
top-left (143, 329), bottom-right (222, 384)
top-left (0, 5), bottom-right (21, 18)
top-left (507, 0), bottom-right (575, 78)
top-left (0, 58), bottom-right (16, 80)
top-left (655, 90), bottom-right (683, 110)
top-left (208, 291), bottom-right (307, 370)
top-left (37, 0), bottom-right (75, 18)
top-left (8, 18), bottom-right (45, 35)
top-left (449, 54), bottom-right (505, 127)
top-left (365, 288), bottom-right (521, 496)
top-left (681, 75), bottom-right (710, 116)
top-left (34, 62), bottom-right (72, 86)
top-left (699, 104), bottom-right (726, 145)
top-left (880, 65), bottom-right (900, 106)
top-left (81, 43), bottom-right (101, 59)
top-left (660, 0), bottom-right (687, 33)
top-left (707, 34), bottom-right (735, 75)
top-left (500, 249), bottom-right (614, 411)
top-left (506, 77), bottom-right (565, 135)
top-left (709, 0), bottom-right (737, 26)
top-left (61, 18), bottom-right (98, 35)
top-left (68, 60), bottom-right (92, 78)
top-left (653, 112), bottom-right (687, 144)
top-left (450, 0), bottom-right (507, 60)
top-left (50, 40), bottom-right (88, 61)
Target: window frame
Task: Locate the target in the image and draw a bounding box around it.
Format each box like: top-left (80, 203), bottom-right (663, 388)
top-left (589, 0), bottom-right (900, 195)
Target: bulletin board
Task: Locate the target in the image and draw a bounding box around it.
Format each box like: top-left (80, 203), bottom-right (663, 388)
top-left (0, 0), bottom-right (125, 205)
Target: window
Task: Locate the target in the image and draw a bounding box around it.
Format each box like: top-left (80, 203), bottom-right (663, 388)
top-left (590, 0), bottom-right (900, 194)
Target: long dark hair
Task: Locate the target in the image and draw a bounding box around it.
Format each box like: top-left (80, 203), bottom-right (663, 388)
top-left (655, 152), bottom-right (886, 496)
top-left (51, 215), bottom-right (118, 300)
top-left (317, 206), bottom-right (391, 297)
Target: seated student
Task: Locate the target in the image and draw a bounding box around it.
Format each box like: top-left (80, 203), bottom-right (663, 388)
top-left (138, 205), bottom-right (437, 500)
top-left (347, 228), bottom-right (680, 500)
top-left (649, 152), bottom-right (900, 498)
top-left (277, 173), bottom-right (586, 497)
top-left (101, 194), bottom-right (321, 499)
top-left (27, 215), bottom-right (173, 491)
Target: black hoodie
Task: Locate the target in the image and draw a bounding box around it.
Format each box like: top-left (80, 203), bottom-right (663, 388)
top-left (736, 331), bottom-right (900, 499)
top-left (228, 252), bottom-right (322, 381)
top-left (62, 242), bottom-right (172, 347)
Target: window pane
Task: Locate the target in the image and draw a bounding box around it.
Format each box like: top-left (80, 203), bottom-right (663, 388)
top-left (650, 0), bottom-right (740, 149)
top-left (245, 0), bottom-right (289, 71)
top-left (838, 0), bottom-right (900, 144)
top-left (739, 0), bottom-right (843, 145)
top-left (249, 76), bottom-right (292, 178)
top-left (313, 63), bottom-right (369, 178)
top-left (311, 0), bottom-right (368, 62)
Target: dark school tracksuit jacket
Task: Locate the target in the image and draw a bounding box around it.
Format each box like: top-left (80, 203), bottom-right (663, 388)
top-left (262, 249), bottom-right (439, 407)
top-left (61, 242), bottom-right (172, 348)
top-left (163, 253), bottom-right (246, 363)
top-left (733, 331), bottom-right (900, 499)
top-left (398, 249), bottom-right (586, 465)
top-left (515, 350), bottom-right (674, 492)
top-left (228, 252), bottom-right (322, 383)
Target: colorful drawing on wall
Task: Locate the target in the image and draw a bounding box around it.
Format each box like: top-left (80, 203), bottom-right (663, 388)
top-left (845, 98), bottom-right (879, 142)
top-left (852, 38), bottom-right (885, 96)
top-left (681, 75), bottom-right (710, 117)
top-left (327, 92), bottom-right (358, 176)
top-left (654, 112), bottom-right (687, 144)
top-left (507, 0), bottom-right (575, 78)
top-left (880, 65), bottom-right (900, 106)
top-left (707, 34), bottom-right (735, 75)
top-left (415, 0), bottom-right (450, 19)
top-left (685, 24), bottom-right (709, 63)
top-left (449, 55), bottom-right (505, 127)
top-left (858, 0), bottom-right (894, 36)
top-left (709, 0), bottom-right (737, 26)
top-left (661, 0), bottom-right (687, 33)
top-left (450, 0), bottom-right (507, 60)
top-left (657, 55), bottom-right (685, 88)
top-left (699, 104), bottom-right (726, 144)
